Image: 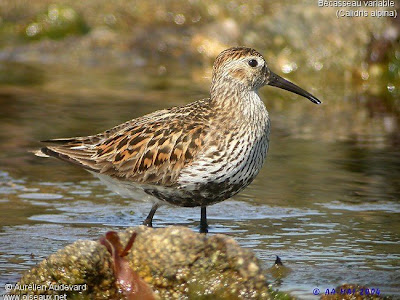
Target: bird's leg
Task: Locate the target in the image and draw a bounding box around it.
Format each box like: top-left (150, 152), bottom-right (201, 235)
top-left (199, 206), bottom-right (208, 233)
top-left (143, 203), bottom-right (159, 228)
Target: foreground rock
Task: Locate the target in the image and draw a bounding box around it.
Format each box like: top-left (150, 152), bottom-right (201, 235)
top-left (12, 226), bottom-right (281, 299)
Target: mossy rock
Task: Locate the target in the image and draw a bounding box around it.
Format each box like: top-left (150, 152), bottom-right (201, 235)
top-left (11, 226), bottom-right (289, 299)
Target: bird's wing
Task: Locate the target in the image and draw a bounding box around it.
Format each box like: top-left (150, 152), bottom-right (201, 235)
top-left (39, 100), bottom-right (212, 186)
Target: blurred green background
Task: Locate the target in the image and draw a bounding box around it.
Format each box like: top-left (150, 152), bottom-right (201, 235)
top-left (0, 0), bottom-right (399, 144)
top-left (0, 1), bottom-right (399, 298)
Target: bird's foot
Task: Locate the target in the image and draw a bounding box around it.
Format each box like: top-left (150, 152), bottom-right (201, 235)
top-left (142, 218), bottom-right (153, 228)
top-left (199, 223), bottom-right (208, 234)
top-left (199, 206), bottom-right (208, 233)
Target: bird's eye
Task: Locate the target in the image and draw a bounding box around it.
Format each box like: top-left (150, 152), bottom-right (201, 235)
top-left (248, 59), bottom-right (258, 67)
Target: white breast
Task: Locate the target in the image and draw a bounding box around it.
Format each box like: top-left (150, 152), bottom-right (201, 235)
top-left (178, 91), bottom-right (270, 193)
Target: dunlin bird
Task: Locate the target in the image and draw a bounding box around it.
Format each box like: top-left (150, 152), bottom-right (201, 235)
top-left (36, 47), bottom-right (321, 233)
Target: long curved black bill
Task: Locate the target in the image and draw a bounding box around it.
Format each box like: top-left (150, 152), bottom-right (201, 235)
top-left (267, 71), bottom-right (321, 104)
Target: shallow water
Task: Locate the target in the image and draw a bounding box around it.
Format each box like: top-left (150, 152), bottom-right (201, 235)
top-left (0, 62), bottom-right (399, 299)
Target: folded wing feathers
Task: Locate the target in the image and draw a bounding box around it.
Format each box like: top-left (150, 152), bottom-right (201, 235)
top-left (37, 100), bottom-right (211, 186)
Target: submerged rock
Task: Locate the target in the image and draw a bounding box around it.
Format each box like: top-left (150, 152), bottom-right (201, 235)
top-left (268, 256), bottom-right (292, 283)
top-left (11, 226), bottom-right (278, 299)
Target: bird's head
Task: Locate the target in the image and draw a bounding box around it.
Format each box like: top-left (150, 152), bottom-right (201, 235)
top-left (211, 47), bottom-right (321, 105)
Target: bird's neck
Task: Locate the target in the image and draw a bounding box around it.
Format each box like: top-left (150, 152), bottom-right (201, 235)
top-left (210, 82), bottom-right (268, 123)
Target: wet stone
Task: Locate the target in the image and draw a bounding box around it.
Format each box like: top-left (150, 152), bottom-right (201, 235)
top-left (11, 226), bottom-right (275, 299)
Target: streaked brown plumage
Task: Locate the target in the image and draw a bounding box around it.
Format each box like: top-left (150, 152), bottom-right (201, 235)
top-left (42, 100), bottom-right (210, 186)
top-left (37, 47), bottom-right (321, 232)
